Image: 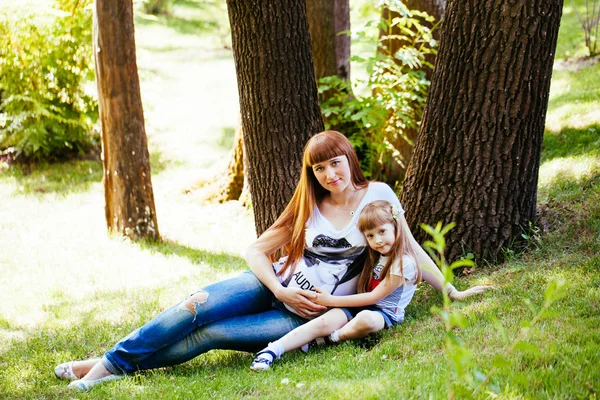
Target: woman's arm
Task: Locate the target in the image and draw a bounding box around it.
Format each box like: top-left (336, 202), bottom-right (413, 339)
top-left (314, 275), bottom-right (402, 308)
top-left (244, 226), bottom-right (327, 317)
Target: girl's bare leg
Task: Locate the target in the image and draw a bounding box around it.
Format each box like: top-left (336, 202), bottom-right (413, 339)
top-left (337, 310), bottom-right (385, 341)
top-left (278, 308), bottom-right (349, 352)
top-left (250, 308), bottom-right (349, 371)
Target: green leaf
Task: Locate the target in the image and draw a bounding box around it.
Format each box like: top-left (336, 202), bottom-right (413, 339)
top-left (492, 355), bottom-right (510, 369)
top-left (514, 341), bottom-right (542, 355)
top-left (450, 259), bottom-right (475, 270)
top-left (545, 279), bottom-right (566, 303)
top-left (492, 317), bottom-right (508, 344)
top-left (449, 311), bottom-right (468, 328)
top-left (520, 320), bottom-right (532, 328)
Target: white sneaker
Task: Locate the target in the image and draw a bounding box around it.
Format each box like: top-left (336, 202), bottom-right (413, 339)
top-left (250, 350), bottom-right (277, 371)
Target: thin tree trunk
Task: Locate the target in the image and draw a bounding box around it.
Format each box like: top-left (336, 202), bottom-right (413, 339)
top-left (93, 0), bottom-right (160, 241)
top-left (306, 0), bottom-right (338, 80)
top-left (379, 0), bottom-right (446, 186)
top-left (226, 0), bottom-right (324, 235)
top-left (334, 0), bottom-right (351, 81)
top-left (217, 123), bottom-right (245, 202)
top-left (401, 0), bottom-right (563, 262)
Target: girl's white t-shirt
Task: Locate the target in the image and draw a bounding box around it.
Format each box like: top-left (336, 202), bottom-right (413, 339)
top-left (273, 182), bottom-right (403, 317)
top-left (371, 254), bottom-right (418, 323)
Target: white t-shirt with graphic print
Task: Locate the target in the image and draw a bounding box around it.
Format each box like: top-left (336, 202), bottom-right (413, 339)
top-left (273, 182), bottom-right (402, 317)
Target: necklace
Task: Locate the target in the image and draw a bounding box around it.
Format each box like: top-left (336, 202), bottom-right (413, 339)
top-left (329, 189), bottom-right (358, 216)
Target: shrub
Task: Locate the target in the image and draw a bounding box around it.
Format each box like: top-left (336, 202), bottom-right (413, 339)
top-left (319, 0), bottom-right (436, 183)
top-left (0, 0), bottom-right (99, 161)
top-left (570, 0), bottom-right (600, 57)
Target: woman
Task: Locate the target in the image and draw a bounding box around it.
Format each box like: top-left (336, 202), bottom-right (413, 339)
top-left (57, 131), bottom-right (487, 390)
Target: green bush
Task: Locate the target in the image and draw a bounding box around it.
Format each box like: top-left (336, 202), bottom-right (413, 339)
top-left (319, 0), bottom-right (435, 182)
top-left (0, 0), bottom-right (99, 161)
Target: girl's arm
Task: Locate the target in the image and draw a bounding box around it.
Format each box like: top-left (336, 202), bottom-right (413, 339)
top-left (401, 214), bottom-right (490, 300)
top-left (244, 226), bottom-right (327, 318)
top-left (314, 274), bottom-right (402, 308)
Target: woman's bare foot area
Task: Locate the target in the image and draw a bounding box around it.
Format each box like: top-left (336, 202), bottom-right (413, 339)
top-left (72, 359), bottom-right (101, 378)
top-left (80, 361), bottom-right (112, 381)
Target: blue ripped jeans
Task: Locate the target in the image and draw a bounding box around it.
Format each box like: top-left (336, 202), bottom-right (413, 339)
top-left (101, 271), bottom-right (306, 374)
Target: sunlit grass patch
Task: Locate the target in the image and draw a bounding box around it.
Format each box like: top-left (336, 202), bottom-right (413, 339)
top-left (546, 63), bottom-right (600, 131)
top-left (538, 154), bottom-right (600, 200)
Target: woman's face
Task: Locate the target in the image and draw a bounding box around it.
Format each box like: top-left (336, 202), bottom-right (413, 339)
top-left (311, 155), bottom-right (352, 193)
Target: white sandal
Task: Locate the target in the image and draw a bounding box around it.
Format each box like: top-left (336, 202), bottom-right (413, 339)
top-left (54, 361), bottom-right (78, 381)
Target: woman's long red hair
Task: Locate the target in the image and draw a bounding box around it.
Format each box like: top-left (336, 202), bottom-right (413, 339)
top-left (267, 130), bottom-right (368, 276)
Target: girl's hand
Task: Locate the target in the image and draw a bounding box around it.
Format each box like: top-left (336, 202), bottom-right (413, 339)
top-left (275, 286), bottom-right (327, 318)
top-left (313, 287), bottom-right (334, 306)
top-left (448, 285), bottom-right (492, 301)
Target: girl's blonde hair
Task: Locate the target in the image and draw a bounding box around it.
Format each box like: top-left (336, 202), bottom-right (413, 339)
top-left (356, 200), bottom-right (422, 293)
top-left (268, 130), bottom-right (368, 276)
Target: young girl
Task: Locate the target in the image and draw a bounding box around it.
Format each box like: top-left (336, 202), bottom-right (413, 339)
top-left (250, 200), bottom-right (422, 371)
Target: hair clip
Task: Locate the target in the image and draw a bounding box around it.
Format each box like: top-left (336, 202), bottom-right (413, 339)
top-left (391, 205), bottom-right (401, 221)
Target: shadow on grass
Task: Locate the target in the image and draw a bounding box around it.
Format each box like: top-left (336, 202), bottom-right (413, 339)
top-left (137, 238), bottom-right (247, 274)
top-left (542, 124), bottom-right (600, 162)
top-left (1, 149), bottom-right (171, 196)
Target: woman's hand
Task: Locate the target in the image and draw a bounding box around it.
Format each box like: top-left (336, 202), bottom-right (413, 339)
top-left (275, 286), bottom-right (327, 318)
top-left (448, 285), bottom-right (492, 301)
top-left (313, 287), bottom-right (334, 306)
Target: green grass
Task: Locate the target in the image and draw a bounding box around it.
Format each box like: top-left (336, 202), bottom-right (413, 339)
top-left (1, 0), bottom-right (600, 399)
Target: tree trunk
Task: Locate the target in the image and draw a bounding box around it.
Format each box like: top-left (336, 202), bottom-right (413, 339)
top-left (306, 0), bottom-right (351, 81)
top-left (401, 0), bottom-right (563, 263)
top-left (226, 0), bottom-right (325, 236)
top-left (333, 0), bottom-right (351, 81)
top-left (306, 0), bottom-right (338, 80)
top-left (93, 0), bottom-right (160, 241)
top-left (379, 0), bottom-right (446, 186)
top-left (217, 123), bottom-right (245, 202)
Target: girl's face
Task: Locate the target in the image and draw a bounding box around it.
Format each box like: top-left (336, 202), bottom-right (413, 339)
top-left (363, 223), bottom-right (396, 256)
top-left (311, 155), bottom-right (352, 194)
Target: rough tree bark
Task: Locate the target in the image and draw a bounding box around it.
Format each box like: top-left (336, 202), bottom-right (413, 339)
top-left (226, 0), bottom-right (325, 235)
top-left (401, 0), bottom-right (563, 262)
top-left (379, 0), bottom-right (446, 186)
top-left (93, 0), bottom-right (160, 241)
